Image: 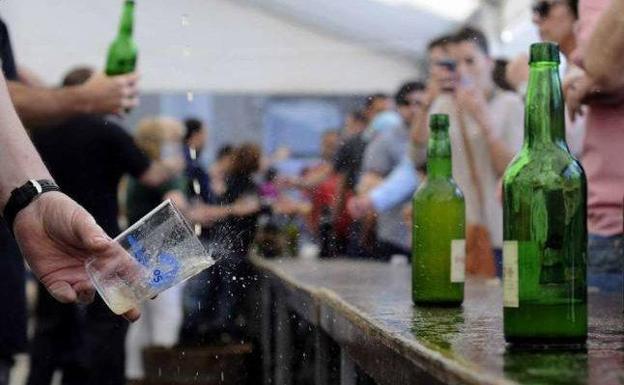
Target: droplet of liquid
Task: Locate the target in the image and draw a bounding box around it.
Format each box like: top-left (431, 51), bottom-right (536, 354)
top-left (181, 14), bottom-right (190, 27)
top-left (187, 91), bottom-right (194, 102)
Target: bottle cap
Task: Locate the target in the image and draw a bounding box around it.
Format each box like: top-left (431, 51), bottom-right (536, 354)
top-left (529, 42), bottom-right (560, 64)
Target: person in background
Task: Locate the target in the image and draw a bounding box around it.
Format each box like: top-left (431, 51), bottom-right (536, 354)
top-left (350, 81), bottom-right (427, 260)
top-left (506, 0), bottom-right (585, 156)
top-left (27, 67), bottom-right (177, 385)
top-left (560, 0), bottom-right (624, 291)
top-left (0, 16), bottom-right (138, 383)
top-left (124, 117), bottom-right (191, 382)
top-left (342, 37), bottom-right (453, 257)
top-left (183, 117), bottom-right (215, 205)
top-left (180, 144), bottom-right (262, 345)
top-left (209, 144), bottom-right (235, 197)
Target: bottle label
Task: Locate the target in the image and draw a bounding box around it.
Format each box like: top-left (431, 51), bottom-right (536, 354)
top-left (503, 241), bottom-right (519, 308)
top-left (451, 239), bottom-right (466, 283)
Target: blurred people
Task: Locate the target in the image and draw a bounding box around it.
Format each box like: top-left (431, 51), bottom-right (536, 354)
top-left (124, 117), bottom-right (192, 381)
top-left (0, 17), bottom-right (138, 383)
top-left (507, 0), bottom-right (585, 155)
top-left (210, 145), bottom-right (234, 196)
top-left (561, 0), bottom-right (624, 290)
top-left (180, 144), bottom-right (262, 346)
top-left (183, 117), bottom-right (215, 205)
top-left (351, 81), bottom-right (426, 260)
top-left (415, 27), bottom-right (524, 275)
top-left (493, 59), bottom-right (515, 92)
top-left (27, 68), bottom-right (177, 385)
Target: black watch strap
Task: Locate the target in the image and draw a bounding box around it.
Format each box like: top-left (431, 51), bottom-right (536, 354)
top-left (3, 179), bottom-right (60, 232)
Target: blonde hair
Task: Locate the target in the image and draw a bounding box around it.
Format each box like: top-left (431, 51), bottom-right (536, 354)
top-left (134, 117), bottom-right (183, 160)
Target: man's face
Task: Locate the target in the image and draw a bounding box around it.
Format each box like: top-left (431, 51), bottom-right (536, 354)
top-left (450, 41), bottom-right (492, 91)
top-left (532, 1), bottom-right (575, 44)
top-left (428, 45), bottom-right (456, 91)
top-left (193, 128), bottom-right (206, 151)
top-left (397, 90), bottom-right (426, 124)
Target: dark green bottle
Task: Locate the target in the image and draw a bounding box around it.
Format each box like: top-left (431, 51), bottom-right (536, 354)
top-left (502, 42), bottom-right (587, 346)
top-left (412, 114), bottom-right (465, 306)
top-left (106, 0), bottom-right (137, 76)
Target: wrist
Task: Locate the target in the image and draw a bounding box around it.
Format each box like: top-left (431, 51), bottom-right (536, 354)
top-left (4, 180), bottom-right (60, 233)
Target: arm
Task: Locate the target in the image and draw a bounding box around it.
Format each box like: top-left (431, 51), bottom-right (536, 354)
top-left (139, 161), bottom-right (184, 188)
top-left (369, 156), bottom-right (419, 213)
top-left (8, 72), bottom-right (139, 128)
top-left (584, 0), bottom-right (624, 91)
top-left (0, 73), bottom-right (139, 320)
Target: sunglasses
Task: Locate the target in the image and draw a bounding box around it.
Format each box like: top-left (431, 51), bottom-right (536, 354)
top-left (532, 0), bottom-right (562, 18)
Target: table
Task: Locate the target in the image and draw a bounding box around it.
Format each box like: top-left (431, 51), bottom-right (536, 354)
top-left (252, 257), bottom-right (624, 385)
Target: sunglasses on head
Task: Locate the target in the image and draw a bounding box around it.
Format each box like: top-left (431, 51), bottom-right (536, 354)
top-left (532, 0), bottom-right (562, 18)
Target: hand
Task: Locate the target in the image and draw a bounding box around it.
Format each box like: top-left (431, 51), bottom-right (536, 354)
top-left (232, 196), bottom-right (261, 216)
top-left (563, 70), bottom-right (591, 122)
top-left (455, 85), bottom-right (488, 121)
top-left (12, 192), bottom-right (140, 321)
top-left (347, 195), bottom-right (374, 219)
top-left (80, 72), bottom-right (140, 115)
top-left (505, 54), bottom-right (529, 92)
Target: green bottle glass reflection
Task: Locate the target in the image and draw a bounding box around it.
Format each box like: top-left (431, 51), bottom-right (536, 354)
top-left (412, 114), bottom-right (465, 306)
top-left (106, 0), bottom-right (137, 76)
top-left (502, 42), bottom-right (587, 346)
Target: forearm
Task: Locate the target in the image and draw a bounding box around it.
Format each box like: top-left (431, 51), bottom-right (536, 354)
top-left (585, 0), bottom-right (624, 90)
top-left (8, 81), bottom-right (89, 127)
top-left (476, 112), bottom-right (514, 176)
top-left (369, 157), bottom-right (418, 213)
top-left (0, 76), bottom-right (52, 208)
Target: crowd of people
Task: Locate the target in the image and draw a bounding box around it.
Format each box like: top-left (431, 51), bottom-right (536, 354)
top-left (0, 0), bottom-right (623, 384)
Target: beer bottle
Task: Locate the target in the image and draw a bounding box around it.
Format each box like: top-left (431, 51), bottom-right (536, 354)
top-left (503, 42), bottom-right (587, 346)
top-left (106, 0), bottom-right (137, 76)
top-left (412, 114), bottom-right (465, 306)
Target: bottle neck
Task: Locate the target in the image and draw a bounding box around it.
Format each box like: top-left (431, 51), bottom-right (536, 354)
top-left (524, 62), bottom-right (567, 149)
top-left (118, 1), bottom-right (134, 37)
top-left (426, 128), bottom-right (452, 179)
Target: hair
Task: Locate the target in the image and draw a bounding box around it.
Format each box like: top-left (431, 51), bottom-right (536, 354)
top-left (216, 144), bottom-right (234, 161)
top-left (395, 80), bottom-right (426, 106)
top-left (427, 35), bottom-right (453, 52)
top-left (363, 93), bottom-right (389, 111)
top-left (493, 59), bottom-right (514, 92)
top-left (183, 117), bottom-right (203, 142)
top-left (230, 143), bottom-right (261, 176)
top-left (452, 26), bottom-right (489, 55)
top-left (61, 66), bottom-right (94, 87)
top-left (135, 118), bottom-right (167, 161)
top-left (567, 0), bottom-right (578, 19)
top-left (134, 117), bottom-right (182, 160)
top-left (349, 109), bottom-right (367, 124)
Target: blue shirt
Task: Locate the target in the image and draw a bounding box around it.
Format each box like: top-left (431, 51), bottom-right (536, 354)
top-left (369, 155), bottom-right (419, 213)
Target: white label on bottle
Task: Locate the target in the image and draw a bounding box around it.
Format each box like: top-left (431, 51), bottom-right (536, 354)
top-left (503, 241), bottom-right (519, 308)
top-left (451, 239), bottom-right (466, 283)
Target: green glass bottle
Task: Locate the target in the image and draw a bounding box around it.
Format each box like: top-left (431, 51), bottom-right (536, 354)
top-left (502, 42), bottom-right (587, 346)
top-left (106, 0), bottom-right (137, 76)
top-left (412, 114), bottom-right (465, 306)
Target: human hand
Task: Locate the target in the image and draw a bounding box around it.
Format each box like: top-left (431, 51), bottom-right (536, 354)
top-left (232, 196), bottom-right (261, 216)
top-left (563, 70), bottom-right (591, 122)
top-left (455, 85), bottom-right (488, 122)
top-left (80, 72), bottom-right (139, 115)
top-left (12, 192), bottom-right (140, 321)
top-left (347, 195), bottom-right (374, 219)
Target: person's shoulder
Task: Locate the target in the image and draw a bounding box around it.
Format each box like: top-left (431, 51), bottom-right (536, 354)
top-left (494, 89), bottom-right (523, 107)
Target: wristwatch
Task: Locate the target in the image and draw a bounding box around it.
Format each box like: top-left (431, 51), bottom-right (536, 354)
top-left (3, 179), bottom-right (60, 232)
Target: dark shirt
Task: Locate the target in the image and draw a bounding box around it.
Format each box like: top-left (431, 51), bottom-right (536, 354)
top-left (183, 145), bottom-right (214, 204)
top-left (0, 17), bottom-right (23, 359)
top-left (214, 173), bottom-right (259, 257)
top-left (333, 133), bottom-right (367, 189)
top-left (32, 115), bottom-right (150, 236)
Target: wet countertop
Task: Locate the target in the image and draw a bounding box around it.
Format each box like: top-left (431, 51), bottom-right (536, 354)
top-left (252, 257), bottom-right (624, 385)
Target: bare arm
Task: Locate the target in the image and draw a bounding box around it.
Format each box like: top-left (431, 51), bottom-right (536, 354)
top-left (8, 72), bottom-right (139, 128)
top-left (584, 0), bottom-right (624, 91)
top-left (138, 159), bottom-right (184, 188)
